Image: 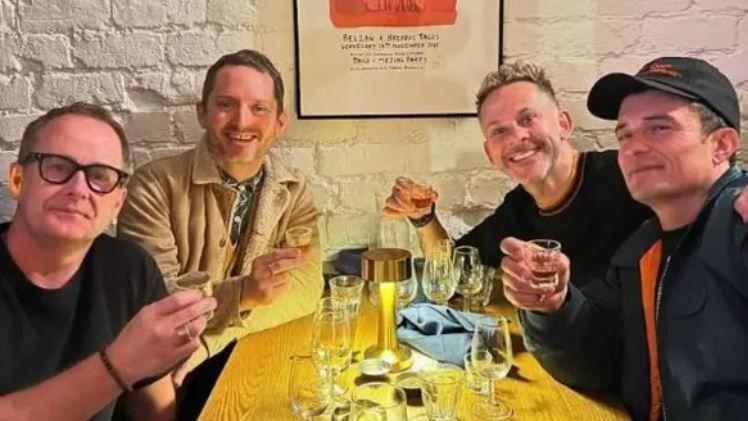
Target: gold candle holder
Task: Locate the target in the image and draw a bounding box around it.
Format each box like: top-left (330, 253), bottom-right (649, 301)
top-left (361, 248), bottom-right (413, 373)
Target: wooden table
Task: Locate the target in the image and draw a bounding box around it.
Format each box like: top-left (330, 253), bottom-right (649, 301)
top-left (200, 295), bottom-right (629, 420)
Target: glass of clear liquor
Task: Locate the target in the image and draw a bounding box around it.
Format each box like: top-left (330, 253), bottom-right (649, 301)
top-left (288, 355), bottom-right (330, 420)
top-left (525, 239), bottom-right (562, 287)
top-left (285, 226), bottom-right (313, 255)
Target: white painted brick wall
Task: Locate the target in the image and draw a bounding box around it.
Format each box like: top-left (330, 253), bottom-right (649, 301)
top-left (0, 1), bottom-right (746, 259)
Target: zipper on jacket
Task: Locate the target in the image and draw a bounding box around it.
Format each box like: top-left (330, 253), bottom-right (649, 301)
top-left (654, 254), bottom-right (671, 421)
top-left (654, 233), bottom-right (684, 421)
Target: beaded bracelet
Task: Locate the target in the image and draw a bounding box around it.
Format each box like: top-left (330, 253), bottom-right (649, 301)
top-left (99, 348), bottom-right (133, 392)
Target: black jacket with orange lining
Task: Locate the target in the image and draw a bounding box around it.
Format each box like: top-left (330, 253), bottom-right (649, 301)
top-left (520, 166), bottom-right (748, 421)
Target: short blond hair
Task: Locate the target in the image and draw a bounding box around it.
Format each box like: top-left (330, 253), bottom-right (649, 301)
top-left (475, 62), bottom-right (558, 116)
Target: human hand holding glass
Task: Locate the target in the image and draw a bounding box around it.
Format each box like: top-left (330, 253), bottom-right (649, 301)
top-left (471, 316), bottom-right (513, 420)
top-left (285, 226), bottom-right (313, 255)
top-left (382, 176), bottom-right (438, 219)
top-left (173, 271), bottom-right (214, 320)
top-left (500, 237), bottom-right (570, 312)
top-left (525, 239), bottom-right (562, 287)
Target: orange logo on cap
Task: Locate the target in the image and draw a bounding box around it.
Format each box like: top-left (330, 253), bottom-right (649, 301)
top-left (638, 63), bottom-right (681, 78)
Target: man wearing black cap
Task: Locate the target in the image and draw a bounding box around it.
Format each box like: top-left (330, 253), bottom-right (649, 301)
top-left (501, 57), bottom-right (748, 421)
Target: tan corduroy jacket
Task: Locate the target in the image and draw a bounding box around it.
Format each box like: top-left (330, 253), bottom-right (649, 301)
top-left (117, 137), bottom-right (324, 361)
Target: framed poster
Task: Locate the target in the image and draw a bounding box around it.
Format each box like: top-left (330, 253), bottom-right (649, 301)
top-left (293, 0), bottom-right (504, 119)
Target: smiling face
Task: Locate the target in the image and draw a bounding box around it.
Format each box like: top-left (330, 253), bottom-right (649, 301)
top-left (479, 81), bottom-right (573, 187)
top-left (9, 114), bottom-right (127, 245)
top-left (197, 64), bottom-right (288, 177)
top-left (615, 90), bottom-right (732, 206)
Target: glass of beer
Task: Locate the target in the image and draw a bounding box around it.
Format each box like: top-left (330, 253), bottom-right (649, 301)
top-left (285, 226), bottom-right (312, 254)
top-left (526, 239), bottom-right (562, 287)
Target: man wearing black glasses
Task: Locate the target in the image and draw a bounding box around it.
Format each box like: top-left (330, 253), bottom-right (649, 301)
top-left (0, 102), bottom-right (216, 420)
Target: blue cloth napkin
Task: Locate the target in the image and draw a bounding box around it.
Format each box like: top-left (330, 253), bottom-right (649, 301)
top-left (397, 303), bottom-right (483, 367)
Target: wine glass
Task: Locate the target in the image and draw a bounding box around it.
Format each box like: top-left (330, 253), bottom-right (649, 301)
top-left (469, 265), bottom-right (497, 310)
top-left (453, 246), bottom-right (483, 311)
top-left (367, 276), bottom-right (418, 310)
top-left (471, 316), bottom-right (513, 420)
top-left (312, 297), bottom-right (352, 407)
top-left (421, 250), bottom-right (456, 306)
top-left (289, 355), bottom-right (330, 420)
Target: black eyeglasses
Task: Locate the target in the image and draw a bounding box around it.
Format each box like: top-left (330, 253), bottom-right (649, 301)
top-left (22, 152), bottom-right (129, 194)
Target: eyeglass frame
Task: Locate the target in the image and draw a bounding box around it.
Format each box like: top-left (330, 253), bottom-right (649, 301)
top-left (21, 152), bottom-right (129, 195)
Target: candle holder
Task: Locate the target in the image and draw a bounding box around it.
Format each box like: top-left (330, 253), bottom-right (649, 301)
top-left (361, 248), bottom-right (413, 373)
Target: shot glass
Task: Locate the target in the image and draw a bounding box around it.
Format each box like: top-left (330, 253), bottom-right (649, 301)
top-left (410, 182), bottom-right (437, 210)
top-left (525, 239), bottom-right (562, 287)
top-left (419, 364), bottom-right (464, 421)
top-left (463, 354), bottom-right (489, 396)
top-left (285, 226), bottom-right (312, 254)
top-left (173, 271), bottom-right (214, 319)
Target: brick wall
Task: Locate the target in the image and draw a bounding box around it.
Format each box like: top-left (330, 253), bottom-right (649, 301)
top-left (0, 0), bottom-right (746, 258)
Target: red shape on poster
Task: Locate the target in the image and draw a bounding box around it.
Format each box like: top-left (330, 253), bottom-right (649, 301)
top-left (329, 0), bottom-right (458, 28)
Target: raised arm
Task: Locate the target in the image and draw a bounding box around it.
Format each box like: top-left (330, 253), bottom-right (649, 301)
top-left (382, 176), bottom-right (450, 253)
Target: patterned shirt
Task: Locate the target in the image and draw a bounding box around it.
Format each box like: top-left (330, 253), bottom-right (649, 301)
top-left (220, 169), bottom-right (264, 246)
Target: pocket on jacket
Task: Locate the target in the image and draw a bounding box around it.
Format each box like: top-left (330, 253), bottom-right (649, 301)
top-left (668, 288), bottom-right (708, 317)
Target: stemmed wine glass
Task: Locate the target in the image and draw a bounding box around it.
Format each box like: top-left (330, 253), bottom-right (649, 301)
top-left (453, 245), bottom-right (483, 311)
top-left (421, 248), bottom-right (456, 306)
top-left (471, 316), bottom-right (513, 420)
top-left (311, 297), bottom-right (352, 408)
top-left (289, 355), bottom-right (330, 420)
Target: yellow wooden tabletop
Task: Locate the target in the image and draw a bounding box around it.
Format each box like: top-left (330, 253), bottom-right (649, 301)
top-left (199, 294), bottom-right (629, 421)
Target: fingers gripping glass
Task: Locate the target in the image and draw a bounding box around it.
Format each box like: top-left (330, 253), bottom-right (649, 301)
top-left (23, 153), bottom-right (128, 194)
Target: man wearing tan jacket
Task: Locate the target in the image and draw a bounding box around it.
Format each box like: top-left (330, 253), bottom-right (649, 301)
top-left (117, 49), bottom-right (323, 417)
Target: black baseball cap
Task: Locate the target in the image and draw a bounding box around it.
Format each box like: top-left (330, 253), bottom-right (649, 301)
top-left (587, 56), bottom-right (740, 132)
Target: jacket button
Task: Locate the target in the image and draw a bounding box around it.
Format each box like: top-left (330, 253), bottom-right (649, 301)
top-left (219, 238), bottom-right (227, 247)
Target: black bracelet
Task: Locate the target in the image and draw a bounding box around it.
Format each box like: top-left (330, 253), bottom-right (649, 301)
top-left (408, 204), bottom-right (436, 228)
top-left (99, 348), bottom-right (133, 392)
